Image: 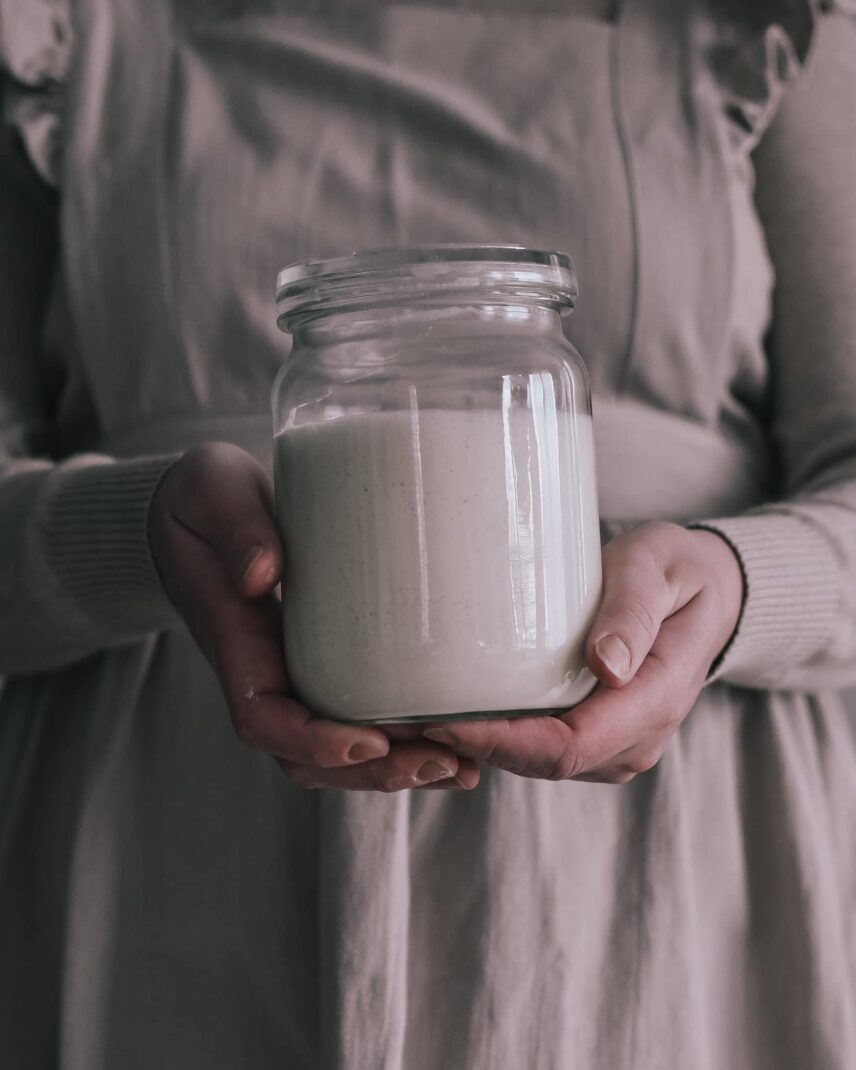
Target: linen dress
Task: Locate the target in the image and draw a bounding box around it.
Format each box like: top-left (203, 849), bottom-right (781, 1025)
top-left (1, 1), bottom-right (856, 1067)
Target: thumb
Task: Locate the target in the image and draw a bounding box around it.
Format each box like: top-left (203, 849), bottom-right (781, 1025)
top-left (162, 443), bottom-right (283, 598)
top-left (585, 528), bottom-right (694, 687)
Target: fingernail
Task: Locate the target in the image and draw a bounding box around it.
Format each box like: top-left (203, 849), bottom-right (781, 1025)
top-left (417, 777), bottom-right (467, 790)
top-left (347, 741), bottom-right (387, 763)
top-left (595, 634), bottom-right (632, 679)
top-left (423, 728), bottom-right (456, 747)
top-left (241, 544), bottom-right (264, 580)
top-left (416, 760), bottom-right (455, 784)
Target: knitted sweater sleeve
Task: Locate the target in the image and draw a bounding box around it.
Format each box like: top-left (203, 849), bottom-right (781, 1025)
top-left (0, 118), bottom-right (179, 675)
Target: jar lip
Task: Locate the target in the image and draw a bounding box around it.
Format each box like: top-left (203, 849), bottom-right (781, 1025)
top-left (275, 244), bottom-right (578, 328)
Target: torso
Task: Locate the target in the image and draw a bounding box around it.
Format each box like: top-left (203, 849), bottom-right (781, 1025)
top-left (57, 0), bottom-right (771, 464)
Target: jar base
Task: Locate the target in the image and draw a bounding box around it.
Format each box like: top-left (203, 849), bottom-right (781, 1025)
top-left (346, 674), bottom-right (599, 725)
top-left (316, 671), bottom-right (599, 723)
top-left (357, 706), bottom-right (570, 726)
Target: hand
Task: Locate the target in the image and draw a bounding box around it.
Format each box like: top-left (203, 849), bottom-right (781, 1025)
top-left (420, 522), bottom-right (744, 784)
top-left (147, 442), bottom-right (478, 792)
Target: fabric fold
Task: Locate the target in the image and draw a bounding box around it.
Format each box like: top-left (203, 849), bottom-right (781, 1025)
top-left (705, 0), bottom-right (853, 153)
top-left (0, 0), bottom-right (72, 186)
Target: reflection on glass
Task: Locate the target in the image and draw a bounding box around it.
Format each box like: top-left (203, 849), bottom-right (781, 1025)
top-left (409, 383), bottom-right (432, 643)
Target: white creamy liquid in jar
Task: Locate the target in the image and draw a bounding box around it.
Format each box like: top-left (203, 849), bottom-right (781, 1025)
top-left (274, 406), bottom-right (602, 722)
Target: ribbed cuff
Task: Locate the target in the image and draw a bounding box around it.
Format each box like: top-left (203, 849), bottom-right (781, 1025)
top-left (688, 513), bottom-right (842, 686)
top-left (42, 453), bottom-right (182, 638)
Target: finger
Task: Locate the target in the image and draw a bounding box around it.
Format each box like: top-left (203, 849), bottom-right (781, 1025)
top-left (278, 742), bottom-right (462, 791)
top-left (415, 759), bottom-right (480, 790)
top-left (585, 524), bottom-right (701, 687)
top-left (166, 522), bottom-right (391, 767)
top-left (424, 715), bottom-right (578, 780)
top-left (166, 443), bottom-right (283, 597)
top-left (381, 722), bottom-right (434, 743)
top-left (424, 689), bottom-right (645, 780)
top-left (424, 594), bottom-right (715, 781)
top-left (376, 724), bottom-right (481, 787)
top-left (558, 595), bottom-right (718, 781)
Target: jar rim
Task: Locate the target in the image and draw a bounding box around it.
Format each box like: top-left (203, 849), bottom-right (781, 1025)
top-left (275, 244), bottom-right (578, 328)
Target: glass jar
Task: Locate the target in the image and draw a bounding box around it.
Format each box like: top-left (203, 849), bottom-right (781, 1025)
top-left (272, 245), bottom-right (601, 724)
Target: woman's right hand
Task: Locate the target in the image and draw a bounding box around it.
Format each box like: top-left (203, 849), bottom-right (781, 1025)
top-left (147, 442), bottom-right (477, 791)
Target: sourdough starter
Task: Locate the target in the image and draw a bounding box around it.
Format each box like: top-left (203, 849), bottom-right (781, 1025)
top-left (274, 407), bottom-right (601, 722)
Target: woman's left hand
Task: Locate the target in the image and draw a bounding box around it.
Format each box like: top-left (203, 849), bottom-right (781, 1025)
top-left (420, 522), bottom-right (744, 785)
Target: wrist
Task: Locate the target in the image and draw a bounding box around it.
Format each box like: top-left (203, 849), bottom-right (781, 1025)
top-left (686, 527), bottom-right (746, 655)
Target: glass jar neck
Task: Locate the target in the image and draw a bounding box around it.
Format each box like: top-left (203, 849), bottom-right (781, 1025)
top-left (291, 301), bottom-right (567, 348)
